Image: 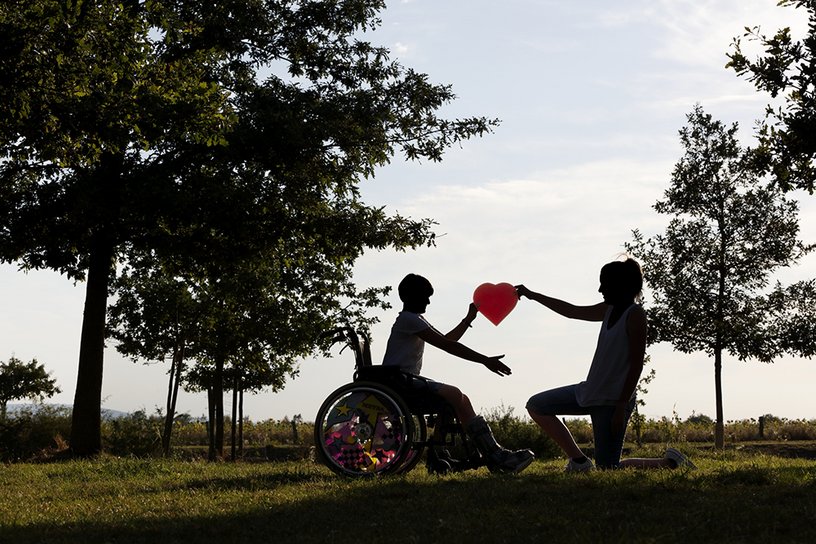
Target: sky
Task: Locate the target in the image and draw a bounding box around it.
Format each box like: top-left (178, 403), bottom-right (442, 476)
top-left (1, 0), bottom-right (815, 424)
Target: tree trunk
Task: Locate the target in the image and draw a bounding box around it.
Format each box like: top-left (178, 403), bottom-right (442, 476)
top-left (238, 387), bottom-right (244, 458)
top-left (714, 349), bottom-right (724, 449)
top-left (162, 344), bottom-right (184, 457)
top-left (161, 355), bottom-right (177, 457)
top-left (212, 356), bottom-right (225, 460)
top-left (714, 210), bottom-right (727, 450)
top-left (230, 374), bottom-right (238, 461)
top-left (207, 385), bottom-right (216, 461)
top-left (69, 235), bottom-right (114, 456)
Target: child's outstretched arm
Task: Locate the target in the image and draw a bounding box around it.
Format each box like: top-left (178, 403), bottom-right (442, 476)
top-left (417, 326), bottom-right (511, 376)
top-left (444, 303), bottom-right (479, 342)
top-left (515, 284), bottom-right (606, 321)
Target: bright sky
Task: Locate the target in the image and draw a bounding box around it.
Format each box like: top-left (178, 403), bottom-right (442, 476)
top-left (2, 0), bottom-right (814, 424)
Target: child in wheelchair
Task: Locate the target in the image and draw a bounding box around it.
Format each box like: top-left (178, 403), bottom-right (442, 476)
top-left (381, 273), bottom-right (534, 474)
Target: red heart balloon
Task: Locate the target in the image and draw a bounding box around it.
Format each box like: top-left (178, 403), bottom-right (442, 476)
top-left (473, 282), bottom-right (518, 326)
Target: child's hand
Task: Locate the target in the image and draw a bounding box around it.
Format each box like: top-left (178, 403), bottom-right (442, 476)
top-left (466, 302), bottom-right (479, 321)
top-left (483, 355), bottom-right (511, 376)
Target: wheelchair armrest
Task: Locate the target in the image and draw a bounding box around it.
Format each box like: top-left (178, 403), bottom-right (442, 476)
top-left (354, 365), bottom-right (405, 383)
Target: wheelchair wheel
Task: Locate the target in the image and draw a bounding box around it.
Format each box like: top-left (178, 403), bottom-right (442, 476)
top-left (393, 413), bottom-right (427, 474)
top-left (314, 381), bottom-right (417, 477)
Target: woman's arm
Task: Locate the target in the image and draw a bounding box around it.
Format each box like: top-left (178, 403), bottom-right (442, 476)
top-left (612, 306), bottom-right (647, 431)
top-left (516, 285), bottom-right (607, 321)
top-left (619, 305), bottom-right (647, 402)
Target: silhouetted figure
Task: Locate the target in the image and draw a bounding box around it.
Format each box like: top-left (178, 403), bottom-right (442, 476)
top-left (517, 258), bottom-right (694, 471)
top-left (383, 273), bottom-right (534, 474)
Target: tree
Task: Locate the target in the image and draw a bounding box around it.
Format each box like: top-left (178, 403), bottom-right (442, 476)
top-left (107, 252), bottom-right (203, 457)
top-left (110, 245), bottom-right (390, 459)
top-left (0, 356), bottom-right (61, 420)
top-left (0, 1), bottom-right (497, 455)
top-left (627, 105), bottom-right (816, 449)
top-left (727, 0), bottom-right (816, 193)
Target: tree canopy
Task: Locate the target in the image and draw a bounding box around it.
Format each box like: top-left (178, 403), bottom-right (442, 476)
top-left (628, 105), bottom-right (816, 449)
top-left (0, 0), bottom-right (498, 455)
top-left (0, 356), bottom-right (61, 420)
top-left (727, 0), bottom-right (816, 192)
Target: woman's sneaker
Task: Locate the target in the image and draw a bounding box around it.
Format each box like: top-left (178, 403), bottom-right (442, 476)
top-left (664, 447), bottom-right (696, 469)
top-left (565, 457), bottom-right (595, 472)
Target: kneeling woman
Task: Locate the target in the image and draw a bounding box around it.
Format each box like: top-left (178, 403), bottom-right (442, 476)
top-left (516, 258), bottom-right (693, 471)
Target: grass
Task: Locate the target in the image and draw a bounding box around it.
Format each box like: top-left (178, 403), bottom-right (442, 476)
top-left (1, 447), bottom-right (815, 543)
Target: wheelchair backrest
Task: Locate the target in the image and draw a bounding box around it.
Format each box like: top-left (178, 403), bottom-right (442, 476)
top-left (323, 325), bottom-right (372, 369)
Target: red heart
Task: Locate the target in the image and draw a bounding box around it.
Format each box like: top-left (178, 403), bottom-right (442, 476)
top-left (473, 282), bottom-right (518, 326)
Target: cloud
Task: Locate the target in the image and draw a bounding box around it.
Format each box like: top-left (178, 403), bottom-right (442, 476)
top-left (644, 0), bottom-right (810, 68)
top-left (358, 158), bottom-right (674, 301)
top-left (393, 41), bottom-right (410, 55)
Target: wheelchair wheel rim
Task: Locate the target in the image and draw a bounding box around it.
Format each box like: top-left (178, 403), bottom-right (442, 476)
top-left (317, 386), bottom-right (411, 476)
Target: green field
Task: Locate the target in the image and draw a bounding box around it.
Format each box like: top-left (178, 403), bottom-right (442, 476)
top-left (1, 446), bottom-right (815, 543)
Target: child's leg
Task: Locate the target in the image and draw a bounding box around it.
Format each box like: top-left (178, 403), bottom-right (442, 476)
top-left (434, 383), bottom-right (477, 425)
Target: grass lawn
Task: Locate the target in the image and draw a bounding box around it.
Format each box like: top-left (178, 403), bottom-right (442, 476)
top-left (1, 446), bottom-right (814, 543)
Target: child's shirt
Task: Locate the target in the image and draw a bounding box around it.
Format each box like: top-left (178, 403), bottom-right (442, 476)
top-left (381, 311), bottom-right (431, 375)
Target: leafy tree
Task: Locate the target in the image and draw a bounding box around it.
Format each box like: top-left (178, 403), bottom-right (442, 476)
top-left (627, 105), bottom-right (816, 449)
top-left (107, 252), bottom-right (202, 456)
top-left (0, 356), bottom-right (61, 420)
top-left (0, 1), bottom-right (496, 455)
top-left (110, 245), bottom-right (389, 459)
top-left (727, 0), bottom-right (816, 192)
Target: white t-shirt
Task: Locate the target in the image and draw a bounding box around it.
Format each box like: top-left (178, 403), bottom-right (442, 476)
top-left (381, 311), bottom-right (431, 375)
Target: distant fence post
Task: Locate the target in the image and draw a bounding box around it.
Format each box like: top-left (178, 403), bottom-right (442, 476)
top-left (758, 416), bottom-right (765, 439)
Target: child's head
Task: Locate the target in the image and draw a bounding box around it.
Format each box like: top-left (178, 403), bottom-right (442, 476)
top-left (398, 273), bottom-right (434, 313)
top-left (599, 257), bottom-right (643, 305)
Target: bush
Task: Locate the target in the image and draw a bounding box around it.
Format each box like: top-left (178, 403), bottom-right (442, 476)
top-left (238, 416), bottom-right (313, 448)
top-left (484, 405), bottom-right (562, 460)
top-left (2, 403), bottom-right (816, 462)
top-left (102, 410), bottom-right (163, 457)
top-left (0, 404), bottom-right (71, 461)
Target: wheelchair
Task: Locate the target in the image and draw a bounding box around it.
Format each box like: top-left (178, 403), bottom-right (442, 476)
top-left (314, 326), bottom-right (485, 477)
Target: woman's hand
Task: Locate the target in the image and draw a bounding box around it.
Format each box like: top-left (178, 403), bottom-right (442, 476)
top-left (515, 284), bottom-right (531, 299)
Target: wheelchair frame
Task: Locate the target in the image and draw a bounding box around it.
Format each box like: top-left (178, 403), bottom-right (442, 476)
top-left (314, 326), bottom-right (484, 477)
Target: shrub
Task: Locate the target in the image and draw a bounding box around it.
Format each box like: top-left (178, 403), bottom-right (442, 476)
top-left (484, 405), bottom-right (562, 460)
top-left (102, 410), bottom-right (163, 457)
top-left (0, 404), bottom-right (71, 461)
